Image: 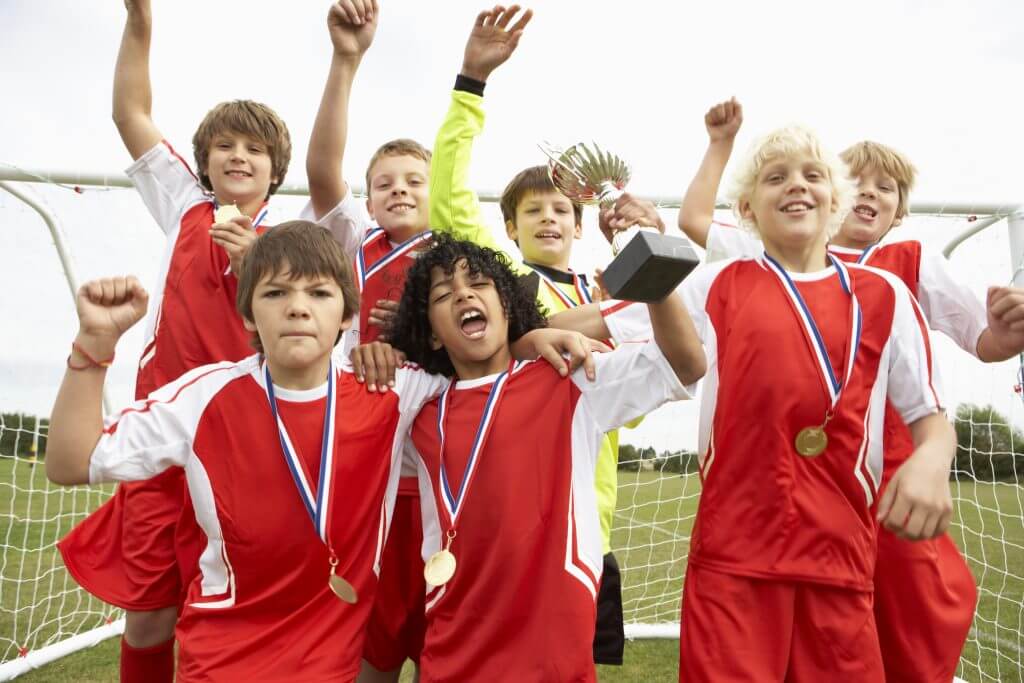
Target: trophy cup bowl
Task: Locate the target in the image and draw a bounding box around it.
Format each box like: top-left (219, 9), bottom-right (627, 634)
top-left (540, 142), bottom-right (699, 302)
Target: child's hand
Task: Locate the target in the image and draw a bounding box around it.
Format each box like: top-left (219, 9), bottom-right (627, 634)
top-left (986, 285), bottom-right (1024, 352)
top-left (513, 329), bottom-right (611, 382)
top-left (598, 193), bottom-right (665, 244)
top-left (210, 215), bottom-right (258, 275)
top-left (368, 299), bottom-right (400, 340)
top-left (876, 443), bottom-right (954, 541)
top-left (705, 97), bottom-right (743, 143)
top-left (75, 276), bottom-right (149, 351)
top-left (460, 5), bottom-right (533, 82)
top-left (590, 268), bottom-right (608, 303)
top-left (327, 0), bottom-right (378, 59)
top-left (351, 341), bottom-right (405, 392)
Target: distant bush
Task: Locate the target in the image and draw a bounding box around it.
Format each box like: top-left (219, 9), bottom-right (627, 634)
top-left (954, 404), bottom-right (1022, 482)
top-left (0, 413), bottom-right (48, 459)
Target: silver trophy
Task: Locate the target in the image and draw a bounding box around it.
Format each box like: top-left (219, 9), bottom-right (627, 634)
top-left (540, 142), bottom-right (698, 302)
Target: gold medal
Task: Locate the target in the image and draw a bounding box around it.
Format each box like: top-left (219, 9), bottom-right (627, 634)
top-left (795, 426), bottom-right (828, 457)
top-left (328, 558), bottom-right (358, 603)
top-left (213, 203), bottom-right (242, 223)
top-left (423, 548), bottom-right (457, 587)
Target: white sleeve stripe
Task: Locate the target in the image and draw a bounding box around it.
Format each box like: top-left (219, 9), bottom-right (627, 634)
top-left (104, 365), bottom-right (234, 434)
top-left (161, 139), bottom-right (200, 182)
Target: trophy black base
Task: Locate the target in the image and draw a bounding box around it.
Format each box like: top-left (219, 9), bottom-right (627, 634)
top-left (602, 231), bottom-right (700, 302)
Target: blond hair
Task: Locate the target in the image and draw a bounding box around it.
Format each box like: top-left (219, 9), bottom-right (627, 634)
top-left (192, 100), bottom-right (291, 197)
top-left (840, 141), bottom-right (917, 222)
top-left (365, 138), bottom-right (431, 190)
top-left (727, 124), bottom-right (855, 238)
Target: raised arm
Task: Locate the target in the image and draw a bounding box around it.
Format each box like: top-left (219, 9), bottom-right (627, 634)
top-left (112, 0), bottom-right (163, 160)
top-left (677, 98), bottom-right (743, 248)
top-left (47, 277), bottom-right (149, 485)
top-left (430, 6), bottom-right (532, 245)
top-left (306, 0), bottom-right (378, 218)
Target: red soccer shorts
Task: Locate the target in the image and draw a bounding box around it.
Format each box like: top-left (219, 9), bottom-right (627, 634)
top-left (362, 478), bottom-right (426, 672)
top-left (58, 468), bottom-right (186, 611)
top-left (679, 563), bottom-right (884, 682)
top-left (874, 529), bottom-right (977, 683)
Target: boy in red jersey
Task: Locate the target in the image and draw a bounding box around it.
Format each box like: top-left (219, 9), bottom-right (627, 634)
top-left (54, 2), bottom-right (323, 680)
top-left (304, 0), bottom-right (431, 351)
top-left (301, 3), bottom-right (436, 678)
top-left (45, 223), bottom-right (591, 682)
top-left (678, 98), bottom-right (1024, 682)
top-left (385, 235), bottom-right (705, 682)
top-left (552, 122), bottom-right (957, 680)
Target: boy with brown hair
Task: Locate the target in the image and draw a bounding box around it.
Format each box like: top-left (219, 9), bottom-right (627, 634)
top-left (53, 2), bottom-right (339, 680)
top-left (678, 97), bottom-right (1024, 682)
top-left (46, 222), bottom-right (592, 681)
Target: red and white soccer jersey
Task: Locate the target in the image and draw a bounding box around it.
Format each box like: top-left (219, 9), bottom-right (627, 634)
top-left (602, 256), bottom-right (943, 589)
top-left (411, 344), bottom-right (692, 682)
top-left (705, 225), bottom-right (980, 679)
top-left (58, 141), bottom-right (346, 610)
top-left (303, 196), bottom-right (432, 669)
top-left (86, 352), bottom-right (446, 682)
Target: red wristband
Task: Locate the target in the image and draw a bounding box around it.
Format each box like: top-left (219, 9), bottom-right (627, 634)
top-left (67, 341), bottom-right (114, 371)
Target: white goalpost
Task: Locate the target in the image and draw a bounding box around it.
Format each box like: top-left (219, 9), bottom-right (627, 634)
top-left (0, 166), bottom-right (1021, 681)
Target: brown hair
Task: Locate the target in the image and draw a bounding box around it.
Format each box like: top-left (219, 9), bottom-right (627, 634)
top-left (192, 100), bottom-right (292, 197)
top-left (840, 141), bottom-right (917, 222)
top-left (365, 138), bottom-right (431, 190)
top-left (236, 221), bottom-right (359, 353)
top-left (499, 165), bottom-right (583, 228)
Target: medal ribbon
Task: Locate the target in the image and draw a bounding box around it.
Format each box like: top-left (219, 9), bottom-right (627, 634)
top-left (762, 252), bottom-right (863, 411)
top-left (262, 359), bottom-right (338, 543)
top-left (856, 243), bottom-right (880, 265)
top-left (356, 229), bottom-right (434, 291)
top-left (436, 360), bottom-right (518, 528)
top-left (528, 265), bottom-right (593, 309)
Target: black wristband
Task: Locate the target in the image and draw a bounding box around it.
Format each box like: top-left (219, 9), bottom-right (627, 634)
top-left (454, 74), bottom-right (486, 97)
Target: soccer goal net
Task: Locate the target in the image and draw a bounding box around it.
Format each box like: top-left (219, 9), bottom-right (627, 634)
top-left (0, 168), bottom-right (1020, 682)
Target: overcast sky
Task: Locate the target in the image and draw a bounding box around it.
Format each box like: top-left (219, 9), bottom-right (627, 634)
top-left (2, 0), bottom-right (1023, 451)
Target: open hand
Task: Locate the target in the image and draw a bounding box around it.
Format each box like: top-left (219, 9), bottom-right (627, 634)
top-left (876, 444), bottom-right (954, 540)
top-left (351, 341), bottom-right (406, 392)
top-left (460, 5), bottom-right (533, 82)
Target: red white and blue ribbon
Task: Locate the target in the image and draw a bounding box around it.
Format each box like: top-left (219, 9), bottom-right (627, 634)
top-left (762, 252), bottom-right (862, 409)
top-left (262, 360), bottom-right (337, 543)
top-left (528, 265), bottom-right (593, 309)
top-left (356, 229), bottom-right (434, 292)
top-left (436, 360), bottom-right (518, 527)
top-left (856, 243), bottom-right (880, 265)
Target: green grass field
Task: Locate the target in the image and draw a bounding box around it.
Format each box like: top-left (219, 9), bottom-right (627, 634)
top-left (1, 461), bottom-right (1021, 681)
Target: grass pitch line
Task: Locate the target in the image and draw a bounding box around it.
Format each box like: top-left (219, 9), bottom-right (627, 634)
top-left (614, 512), bottom-right (689, 543)
top-left (970, 626), bottom-right (1024, 656)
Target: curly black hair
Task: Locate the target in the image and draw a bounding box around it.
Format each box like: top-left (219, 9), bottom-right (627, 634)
top-left (388, 234), bottom-right (547, 377)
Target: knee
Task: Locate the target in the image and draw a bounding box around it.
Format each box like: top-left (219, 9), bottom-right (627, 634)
top-left (124, 607), bottom-right (178, 647)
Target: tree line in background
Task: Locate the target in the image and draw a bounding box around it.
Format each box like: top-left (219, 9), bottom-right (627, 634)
top-left (2, 404), bottom-right (1022, 481)
top-left (618, 404), bottom-right (1023, 482)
